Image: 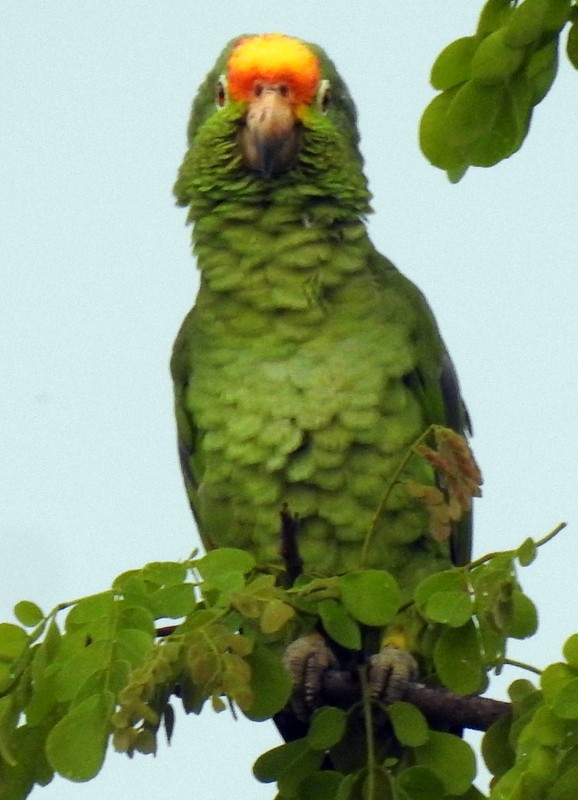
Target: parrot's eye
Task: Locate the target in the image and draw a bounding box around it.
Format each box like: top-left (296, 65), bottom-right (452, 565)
top-left (317, 79), bottom-right (331, 114)
top-left (215, 76), bottom-right (228, 108)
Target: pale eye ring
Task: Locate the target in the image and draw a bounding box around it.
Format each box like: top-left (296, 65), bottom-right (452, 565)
top-left (215, 75), bottom-right (228, 108)
top-left (317, 79), bottom-right (331, 114)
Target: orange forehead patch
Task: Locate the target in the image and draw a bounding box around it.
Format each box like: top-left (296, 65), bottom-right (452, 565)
top-left (227, 33), bottom-right (321, 104)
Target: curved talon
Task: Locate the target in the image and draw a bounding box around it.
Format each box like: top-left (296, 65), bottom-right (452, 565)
top-left (368, 645), bottom-right (418, 704)
top-left (282, 631), bottom-right (338, 719)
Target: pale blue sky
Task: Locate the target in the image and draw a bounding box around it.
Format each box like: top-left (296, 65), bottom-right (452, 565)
top-left (2, 2), bottom-right (577, 798)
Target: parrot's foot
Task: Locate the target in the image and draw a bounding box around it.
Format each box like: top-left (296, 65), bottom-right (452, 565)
top-left (282, 631), bottom-right (338, 720)
top-left (368, 645), bottom-right (418, 704)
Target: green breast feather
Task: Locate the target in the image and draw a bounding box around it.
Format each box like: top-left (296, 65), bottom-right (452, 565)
top-left (171, 34), bottom-right (471, 591)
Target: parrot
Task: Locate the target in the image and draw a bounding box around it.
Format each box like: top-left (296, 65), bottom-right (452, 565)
top-left (171, 33), bottom-right (473, 724)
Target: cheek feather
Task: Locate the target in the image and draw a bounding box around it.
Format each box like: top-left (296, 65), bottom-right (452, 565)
top-left (227, 33), bottom-right (321, 105)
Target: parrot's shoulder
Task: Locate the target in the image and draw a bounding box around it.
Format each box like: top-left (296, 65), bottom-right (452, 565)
top-left (366, 247), bottom-right (447, 369)
top-left (171, 305), bottom-right (197, 386)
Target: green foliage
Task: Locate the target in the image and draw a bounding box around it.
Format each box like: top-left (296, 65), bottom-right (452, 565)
top-left (421, 0), bottom-right (577, 180)
top-left (0, 526), bottom-right (570, 798)
top-left (480, 641), bottom-right (578, 799)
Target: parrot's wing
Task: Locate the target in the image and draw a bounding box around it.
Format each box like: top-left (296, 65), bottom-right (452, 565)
top-left (439, 351), bottom-right (473, 567)
top-left (170, 307), bottom-right (204, 529)
top-left (370, 250), bottom-right (473, 566)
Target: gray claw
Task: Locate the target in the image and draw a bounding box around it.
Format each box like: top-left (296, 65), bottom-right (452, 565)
top-left (368, 645), bottom-right (418, 704)
top-left (282, 632), bottom-right (338, 718)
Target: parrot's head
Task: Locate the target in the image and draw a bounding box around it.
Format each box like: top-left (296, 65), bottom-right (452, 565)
top-left (174, 33), bottom-right (370, 214)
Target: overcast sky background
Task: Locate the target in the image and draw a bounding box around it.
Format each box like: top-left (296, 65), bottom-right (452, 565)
top-left (2, 2), bottom-right (577, 798)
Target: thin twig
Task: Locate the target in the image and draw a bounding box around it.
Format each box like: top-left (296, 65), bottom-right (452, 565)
top-left (279, 504), bottom-right (304, 588)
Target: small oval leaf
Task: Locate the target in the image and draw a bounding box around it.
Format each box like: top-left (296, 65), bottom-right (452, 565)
top-left (338, 571), bottom-right (400, 626)
top-left (46, 692), bottom-right (113, 781)
top-left (388, 701), bottom-right (430, 747)
top-left (318, 599), bottom-right (361, 650)
top-left (14, 601), bottom-right (44, 628)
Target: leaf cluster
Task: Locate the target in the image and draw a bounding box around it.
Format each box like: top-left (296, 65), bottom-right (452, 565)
top-left (0, 528), bottom-right (560, 800)
top-left (483, 635), bottom-right (578, 799)
top-left (420, 0), bottom-right (578, 181)
top-left (0, 528), bottom-right (566, 799)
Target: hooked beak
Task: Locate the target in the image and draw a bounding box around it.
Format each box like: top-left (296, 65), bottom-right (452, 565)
top-left (239, 88), bottom-right (300, 178)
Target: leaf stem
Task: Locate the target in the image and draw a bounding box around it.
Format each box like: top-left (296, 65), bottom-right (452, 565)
top-left (466, 522), bottom-right (567, 571)
top-left (498, 658), bottom-right (542, 676)
top-left (535, 521), bottom-right (567, 548)
top-left (359, 667), bottom-right (377, 797)
top-left (361, 425), bottom-right (438, 567)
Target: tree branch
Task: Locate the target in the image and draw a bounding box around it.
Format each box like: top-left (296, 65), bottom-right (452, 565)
top-left (320, 668), bottom-right (509, 732)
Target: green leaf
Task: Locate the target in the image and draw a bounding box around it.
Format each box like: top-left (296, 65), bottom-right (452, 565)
top-left (388, 701), bottom-right (429, 747)
top-left (0, 623), bottom-right (28, 661)
top-left (414, 731), bottom-right (476, 795)
top-left (482, 712), bottom-right (514, 777)
top-left (307, 706), bottom-right (347, 750)
top-left (119, 605), bottom-right (156, 636)
top-left (0, 719), bottom-right (55, 799)
top-left (196, 548), bottom-right (256, 579)
top-left (361, 766), bottom-right (394, 799)
top-left (338, 570), bottom-right (400, 626)
top-left (477, 0), bottom-right (515, 36)
top-left (543, 0), bottom-right (572, 33)
top-left (504, 0), bottom-right (551, 47)
top-left (434, 620), bottom-right (485, 693)
top-left (260, 598), bottom-right (294, 634)
top-left (526, 38), bottom-right (559, 104)
top-left (508, 677), bottom-right (539, 705)
top-left (13, 601), bottom-right (44, 628)
top-left (277, 747), bottom-right (323, 798)
top-left (149, 584), bottom-right (196, 618)
top-left (46, 692), bottom-right (113, 781)
top-left (447, 165), bottom-right (469, 183)
top-left (446, 80), bottom-right (504, 147)
top-left (548, 766), bottom-right (578, 800)
top-left (298, 771), bottom-right (343, 800)
top-left (396, 766), bottom-right (446, 800)
top-left (205, 568), bottom-right (247, 596)
top-left (64, 593), bottom-right (115, 634)
top-left (114, 628), bottom-right (153, 669)
top-left (0, 695), bottom-right (19, 766)
top-left (430, 37), bottom-right (477, 90)
top-left (516, 537), bottom-right (537, 566)
top-left (253, 739), bottom-right (307, 783)
top-left (243, 644), bottom-right (292, 721)
top-left (563, 634), bottom-right (578, 668)
top-left (112, 569), bottom-right (148, 594)
top-left (467, 74), bottom-right (531, 166)
top-left (0, 662), bottom-right (12, 692)
top-left (318, 599), bottom-right (361, 650)
top-left (530, 704), bottom-right (567, 744)
top-left (415, 569), bottom-right (465, 606)
top-left (553, 677), bottom-right (578, 719)
top-left (541, 662), bottom-right (574, 705)
top-left (568, 21), bottom-right (578, 69)
top-left (53, 640), bottom-right (110, 702)
top-left (142, 561), bottom-right (187, 586)
top-left (508, 590), bottom-right (538, 639)
top-left (419, 88), bottom-right (466, 171)
top-left (471, 28), bottom-right (525, 84)
top-left (423, 590), bottom-right (473, 627)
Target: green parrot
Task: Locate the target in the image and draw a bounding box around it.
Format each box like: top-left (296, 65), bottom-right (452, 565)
top-left (172, 32), bottom-right (472, 600)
